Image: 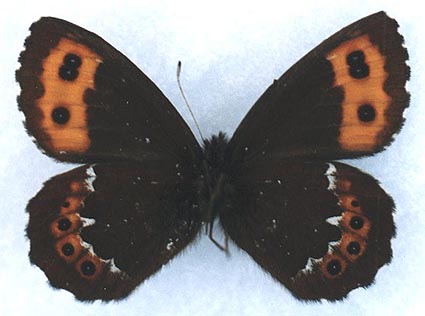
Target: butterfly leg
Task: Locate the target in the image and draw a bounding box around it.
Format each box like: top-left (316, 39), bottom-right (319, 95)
top-left (202, 172), bottom-right (230, 253)
top-left (207, 219), bottom-right (230, 254)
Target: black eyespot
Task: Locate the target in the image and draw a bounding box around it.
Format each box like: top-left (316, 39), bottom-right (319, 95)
top-left (346, 50), bottom-right (365, 66)
top-left (326, 259), bottom-right (342, 276)
top-left (63, 53), bottom-right (82, 68)
top-left (57, 218), bottom-right (72, 231)
top-left (358, 104), bottom-right (376, 122)
top-left (62, 201), bottom-right (70, 208)
top-left (80, 260), bottom-right (96, 276)
top-left (351, 199), bottom-right (360, 207)
top-left (61, 243), bottom-right (75, 256)
top-left (59, 65), bottom-right (79, 81)
top-left (52, 106), bottom-right (70, 124)
top-left (347, 241), bottom-right (361, 255)
top-left (350, 216), bottom-right (364, 230)
top-left (59, 54), bottom-right (82, 81)
top-left (347, 50), bottom-right (369, 79)
top-left (349, 63), bottom-right (370, 79)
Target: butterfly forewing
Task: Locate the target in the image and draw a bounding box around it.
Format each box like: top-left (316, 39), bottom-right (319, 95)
top-left (16, 17), bottom-right (201, 164)
top-left (225, 11), bottom-right (409, 166)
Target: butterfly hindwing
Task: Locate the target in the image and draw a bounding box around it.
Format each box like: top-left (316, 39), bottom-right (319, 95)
top-left (16, 17), bottom-right (201, 163)
top-left (226, 11), bottom-right (409, 166)
top-left (220, 161), bottom-right (395, 301)
top-left (26, 160), bottom-right (201, 301)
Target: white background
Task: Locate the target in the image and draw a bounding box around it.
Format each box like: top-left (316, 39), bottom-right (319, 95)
top-left (1, 0), bottom-right (424, 315)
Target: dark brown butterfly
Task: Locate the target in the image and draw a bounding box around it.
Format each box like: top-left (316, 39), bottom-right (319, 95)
top-left (16, 11), bottom-right (409, 302)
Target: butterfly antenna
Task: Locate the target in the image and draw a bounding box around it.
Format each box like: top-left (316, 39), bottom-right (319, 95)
top-left (177, 61), bottom-right (205, 141)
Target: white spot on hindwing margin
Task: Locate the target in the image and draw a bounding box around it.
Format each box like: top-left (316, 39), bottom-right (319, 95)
top-left (296, 235), bottom-right (342, 277)
top-left (80, 166), bottom-right (127, 276)
top-left (80, 166), bottom-right (97, 227)
top-left (81, 217), bottom-right (96, 227)
top-left (85, 165), bottom-right (96, 192)
top-left (301, 257), bottom-right (323, 274)
top-left (325, 163), bottom-right (337, 191)
top-left (82, 240), bottom-right (95, 254)
top-left (295, 238), bottom-right (340, 277)
top-left (324, 162), bottom-right (343, 252)
top-left (107, 258), bottom-right (123, 273)
top-left (295, 164), bottom-right (343, 277)
top-left (326, 215), bottom-right (342, 226)
top-left (79, 231), bottom-right (127, 276)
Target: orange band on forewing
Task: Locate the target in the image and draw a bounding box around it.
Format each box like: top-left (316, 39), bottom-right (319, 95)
top-left (38, 37), bottom-right (102, 153)
top-left (327, 35), bottom-right (390, 152)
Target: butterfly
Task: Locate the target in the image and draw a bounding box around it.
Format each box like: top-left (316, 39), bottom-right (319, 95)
top-left (16, 11), bottom-right (409, 302)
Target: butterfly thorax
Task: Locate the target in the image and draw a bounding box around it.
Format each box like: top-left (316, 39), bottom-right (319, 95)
top-left (199, 132), bottom-right (230, 241)
top-left (201, 132), bottom-right (229, 184)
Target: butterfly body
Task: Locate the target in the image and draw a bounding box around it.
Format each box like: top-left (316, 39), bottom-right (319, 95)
top-left (17, 12), bottom-right (409, 302)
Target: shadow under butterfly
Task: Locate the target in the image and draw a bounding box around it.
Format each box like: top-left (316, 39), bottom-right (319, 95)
top-left (16, 11), bottom-right (409, 301)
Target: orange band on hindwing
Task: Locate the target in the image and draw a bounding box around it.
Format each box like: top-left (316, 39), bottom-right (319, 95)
top-left (38, 37), bottom-right (102, 153)
top-left (327, 35), bottom-right (390, 152)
